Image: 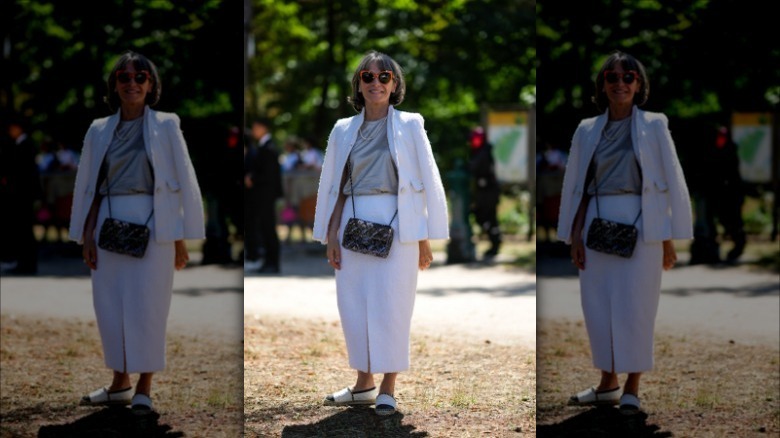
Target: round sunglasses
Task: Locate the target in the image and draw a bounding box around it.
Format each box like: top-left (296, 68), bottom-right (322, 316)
top-left (604, 70), bottom-right (638, 85)
top-left (116, 70), bottom-right (151, 85)
top-left (359, 70), bottom-right (393, 84)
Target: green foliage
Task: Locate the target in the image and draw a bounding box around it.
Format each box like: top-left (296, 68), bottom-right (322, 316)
top-left (248, 0), bottom-right (535, 172)
top-left (4, 0), bottom-right (241, 147)
top-left (536, 0), bottom-right (780, 148)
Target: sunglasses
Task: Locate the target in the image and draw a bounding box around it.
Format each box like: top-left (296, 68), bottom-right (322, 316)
top-left (116, 70), bottom-right (151, 85)
top-left (359, 70), bottom-right (393, 84)
top-left (604, 70), bottom-right (638, 85)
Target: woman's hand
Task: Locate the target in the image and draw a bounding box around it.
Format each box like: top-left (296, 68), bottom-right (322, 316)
top-left (82, 236), bottom-right (98, 270)
top-left (327, 235), bottom-right (342, 270)
top-left (174, 240), bottom-right (189, 270)
top-left (570, 237), bottom-right (586, 270)
top-left (662, 240), bottom-right (677, 270)
top-left (418, 239), bottom-right (433, 270)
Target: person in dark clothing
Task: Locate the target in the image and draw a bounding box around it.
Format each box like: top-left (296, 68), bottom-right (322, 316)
top-left (689, 124), bottom-right (746, 264)
top-left (468, 126), bottom-right (502, 258)
top-left (245, 118), bottom-right (283, 274)
top-left (1, 115), bottom-right (42, 274)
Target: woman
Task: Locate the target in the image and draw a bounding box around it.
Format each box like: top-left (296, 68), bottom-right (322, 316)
top-left (556, 51), bottom-right (692, 415)
top-left (69, 51), bottom-right (205, 413)
top-left (312, 50), bottom-right (449, 416)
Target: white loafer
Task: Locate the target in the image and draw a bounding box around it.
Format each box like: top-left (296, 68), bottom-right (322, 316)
top-left (568, 386), bottom-right (620, 406)
top-left (375, 393), bottom-right (397, 416)
top-left (323, 386), bottom-right (378, 406)
top-left (619, 393), bottom-right (641, 415)
top-left (131, 393), bottom-right (154, 415)
top-left (79, 386), bottom-right (132, 406)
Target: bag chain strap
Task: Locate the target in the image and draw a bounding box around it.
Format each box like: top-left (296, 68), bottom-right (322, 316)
top-left (347, 155), bottom-right (397, 225)
top-left (592, 133), bottom-right (641, 226)
top-left (104, 123), bottom-right (154, 226)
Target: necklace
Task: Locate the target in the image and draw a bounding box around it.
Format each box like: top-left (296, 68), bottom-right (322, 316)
top-left (358, 117), bottom-right (387, 141)
top-left (602, 118), bottom-right (630, 142)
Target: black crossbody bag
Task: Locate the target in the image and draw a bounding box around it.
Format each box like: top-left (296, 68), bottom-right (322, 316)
top-left (341, 158), bottom-right (397, 259)
top-left (97, 141), bottom-right (154, 258)
top-left (585, 173), bottom-right (641, 259)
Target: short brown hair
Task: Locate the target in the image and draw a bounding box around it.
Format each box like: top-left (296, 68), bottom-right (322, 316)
top-left (347, 51), bottom-right (406, 112)
top-left (592, 51), bottom-right (649, 112)
top-left (104, 51), bottom-right (162, 112)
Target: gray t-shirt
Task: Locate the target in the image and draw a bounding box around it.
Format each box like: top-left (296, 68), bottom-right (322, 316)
top-left (586, 117), bottom-right (642, 196)
top-left (98, 117), bottom-right (154, 196)
top-left (343, 117), bottom-right (398, 196)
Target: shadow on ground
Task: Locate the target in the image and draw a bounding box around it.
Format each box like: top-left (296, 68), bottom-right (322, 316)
top-left (37, 407), bottom-right (183, 438)
top-left (537, 407), bottom-right (672, 438)
top-left (281, 407), bottom-right (428, 437)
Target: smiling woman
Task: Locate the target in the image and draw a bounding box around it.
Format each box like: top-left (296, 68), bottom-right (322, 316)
top-left (556, 51), bottom-right (693, 416)
top-left (68, 50), bottom-right (205, 415)
top-left (312, 50), bottom-right (449, 416)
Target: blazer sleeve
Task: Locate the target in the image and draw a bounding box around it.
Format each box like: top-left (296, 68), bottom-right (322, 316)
top-left (165, 115), bottom-right (206, 240)
top-left (68, 122), bottom-right (97, 244)
top-left (556, 124), bottom-right (584, 244)
top-left (411, 115), bottom-right (449, 240)
top-left (655, 115), bottom-right (693, 240)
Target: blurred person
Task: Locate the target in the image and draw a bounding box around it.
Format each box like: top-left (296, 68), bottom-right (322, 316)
top-left (245, 117), bottom-right (282, 274)
top-left (313, 50), bottom-right (449, 416)
top-left (557, 51), bottom-right (692, 415)
top-left (299, 135), bottom-right (324, 171)
top-left (690, 124), bottom-right (746, 264)
top-left (68, 51), bottom-right (205, 414)
top-left (0, 114), bottom-right (42, 274)
top-left (536, 139), bottom-right (568, 242)
top-left (280, 136), bottom-right (302, 173)
top-left (468, 126), bottom-right (502, 258)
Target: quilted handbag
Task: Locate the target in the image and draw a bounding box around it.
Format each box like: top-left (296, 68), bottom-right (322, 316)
top-left (341, 157), bottom-right (397, 258)
top-left (585, 172), bottom-right (641, 259)
top-left (96, 145), bottom-right (153, 259)
top-left (586, 217), bottom-right (639, 258)
top-left (98, 217), bottom-right (151, 258)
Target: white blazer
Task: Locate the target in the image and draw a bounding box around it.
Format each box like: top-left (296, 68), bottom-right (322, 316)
top-left (312, 106), bottom-right (449, 244)
top-left (557, 107), bottom-right (693, 244)
top-left (68, 107), bottom-right (205, 244)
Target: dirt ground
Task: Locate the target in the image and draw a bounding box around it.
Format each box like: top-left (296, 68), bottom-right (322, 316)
top-left (536, 319), bottom-right (780, 437)
top-left (0, 314), bottom-right (243, 437)
top-left (244, 315), bottom-right (536, 437)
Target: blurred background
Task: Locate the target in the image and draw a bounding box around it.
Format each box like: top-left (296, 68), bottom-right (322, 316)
top-left (1, 0), bottom-right (244, 273)
top-left (244, 0), bottom-right (536, 269)
top-left (535, 0), bottom-right (779, 270)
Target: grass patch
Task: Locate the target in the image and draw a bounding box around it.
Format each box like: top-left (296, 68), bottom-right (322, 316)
top-left (537, 319), bottom-right (780, 436)
top-left (244, 315), bottom-right (536, 436)
top-left (0, 314), bottom-right (243, 437)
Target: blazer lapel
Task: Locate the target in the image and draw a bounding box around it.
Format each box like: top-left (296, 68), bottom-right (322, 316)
top-left (94, 110), bottom-right (121, 168)
top-left (630, 106), bottom-right (644, 162)
top-left (142, 106), bottom-right (155, 163)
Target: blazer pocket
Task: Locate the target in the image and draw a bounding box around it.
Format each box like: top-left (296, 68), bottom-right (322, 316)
top-left (653, 180), bottom-right (669, 193)
top-left (166, 179), bottom-right (181, 192)
top-left (410, 179), bottom-right (425, 213)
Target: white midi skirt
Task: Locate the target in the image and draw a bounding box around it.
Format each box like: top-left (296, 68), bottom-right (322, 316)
top-left (580, 194), bottom-right (662, 373)
top-left (335, 194), bottom-right (419, 374)
top-left (92, 194), bottom-right (174, 373)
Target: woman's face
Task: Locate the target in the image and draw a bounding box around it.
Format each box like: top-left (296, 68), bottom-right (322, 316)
top-left (115, 63), bottom-right (152, 108)
top-left (359, 62), bottom-right (397, 108)
top-left (603, 63), bottom-right (640, 108)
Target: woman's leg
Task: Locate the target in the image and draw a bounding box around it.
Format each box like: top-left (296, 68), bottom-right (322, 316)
top-left (597, 370), bottom-right (619, 391)
top-left (379, 373), bottom-right (397, 395)
top-left (110, 370), bottom-right (131, 391)
top-left (623, 372), bottom-right (641, 396)
top-left (354, 370), bottom-right (376, 391)
top-left (135, 372), bottom-right (154, 396)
